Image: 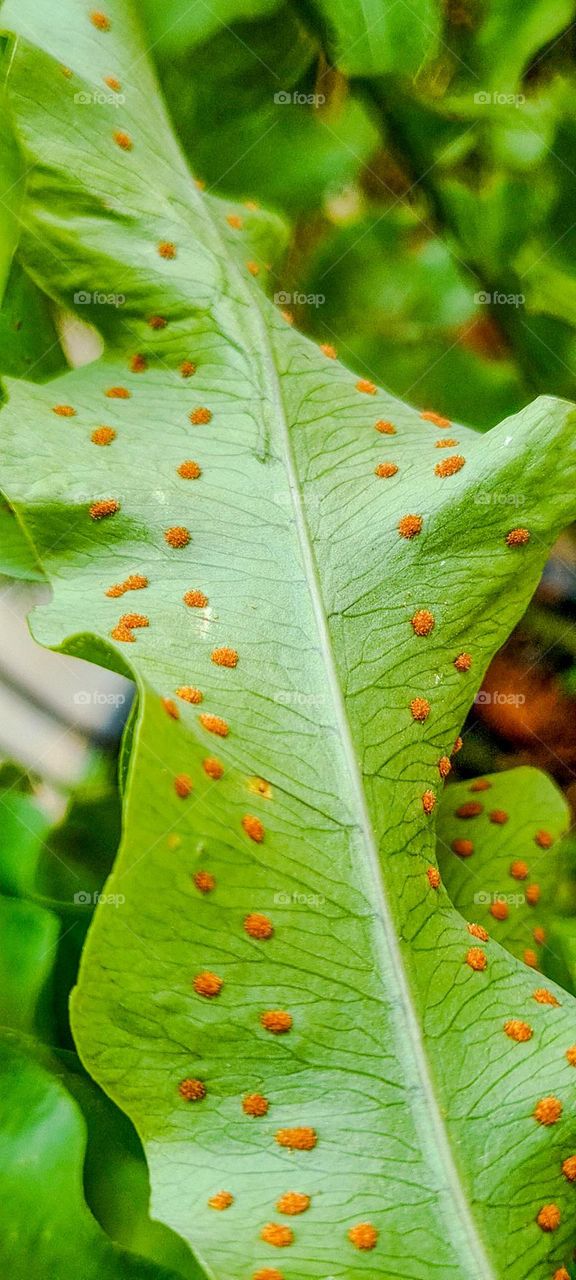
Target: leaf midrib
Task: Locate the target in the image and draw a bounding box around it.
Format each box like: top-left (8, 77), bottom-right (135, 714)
top-left (244, 293), bottom-right (496, 1276)
top-left (115, 142), bottom-right (498, 1270)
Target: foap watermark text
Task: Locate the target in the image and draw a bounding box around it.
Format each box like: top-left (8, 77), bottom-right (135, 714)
top-left (274, 290), bottom-right (325, 307)
top-left (74, 290), bottom-right (125, 307)
top-left (274, 90), bottom-right (325, 107)
top-left (474, 290), bottom-right (524, 307)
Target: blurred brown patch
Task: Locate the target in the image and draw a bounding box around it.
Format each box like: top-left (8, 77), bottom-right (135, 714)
top-left (457, 315), bottom-right (510, 361)
top-left (477, 651), bottom-right (576, 778)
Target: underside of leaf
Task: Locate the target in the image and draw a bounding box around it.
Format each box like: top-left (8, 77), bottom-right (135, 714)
top-left (1, 4), bottom-right (576, 1279)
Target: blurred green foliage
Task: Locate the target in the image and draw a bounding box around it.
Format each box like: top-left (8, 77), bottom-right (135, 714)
top-left (136, 0), bottom-right (576, 427)
top-left (0, 760), bottom-right (201, 1278)
top-left (4, 0), bottom-right (576, 423)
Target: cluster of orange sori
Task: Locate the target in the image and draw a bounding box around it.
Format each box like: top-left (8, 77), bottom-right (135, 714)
top-left (59, 312), bottom-right (531, 853)
top-left (105, 574), bottom-right (147, 598)
top-left (68, 374), bottom-right (249, 794)
top-left (380, 519), bottom-right (481, 816)
top-left (450, 798), bottom-right (550, 956)
top-left (90, 498), bottom-right (120, 520)
top-left (113, 129), bottom-right (132, 152)
top-left (461, 939), bottom-right (576, 1239)
top-left (529, 1099), bottom-right (576, 1237)
top-left (175, 884), bottom-right (325, 1255)
top-left (161, 698), bottom-right (179, 720)
top-left (175, 800), bottom-right (385, 1261)
top-left (420, 409), bottom-right (451, 428)
top-left (467, 923), bottom-right (489, 942)
top-left (435, 454), bottom-right (466, 478)
top-left (173, 773), bottom-right (193, 799)
top-left (440, 797), bottom-right (575, 1245)
top-left (203, 757), bottom-right (224, 779)
top-left (179, 832), bottom-right (576, 1266)
top-left (199, 712), bottom-right (228, 736)
top-left (89, 10), bottom-right (111, 31)
top-left (64, 59), bottom-right (559, 1257)
top-left (110, 612), bottom-right (148, 643)
top-left (368, 403), bottom-right (530, 549)
top-left (54, 361), bottom-right (232, 824)
top-left (91, 426), bottom-right (116, 446)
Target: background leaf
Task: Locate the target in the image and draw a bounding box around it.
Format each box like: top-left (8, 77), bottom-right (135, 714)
top-left (437, 765), bottom-right (570, 969)
top-left (148, 3), bottom-right (379, 217)
top-left (300, 0), bottom-right (441, 77)
top-left (0, 896), bottom-right (59, 1035)
top-left (0, 259), bottom-right (66, 382)
top-left (0, 1034), bottom-right (203, 1280)
top-left (0, 756), bottom-right (121, 1046)
top-left (0, 761), bottom-right (203, 1278)
top-left (138, 0), bottom-right (282, 57)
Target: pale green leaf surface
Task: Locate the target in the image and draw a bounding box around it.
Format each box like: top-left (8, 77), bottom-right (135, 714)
top-left (437, 767), bottom-right (570, 968)
top-left (2, 4), bottom-right (576, 1279)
